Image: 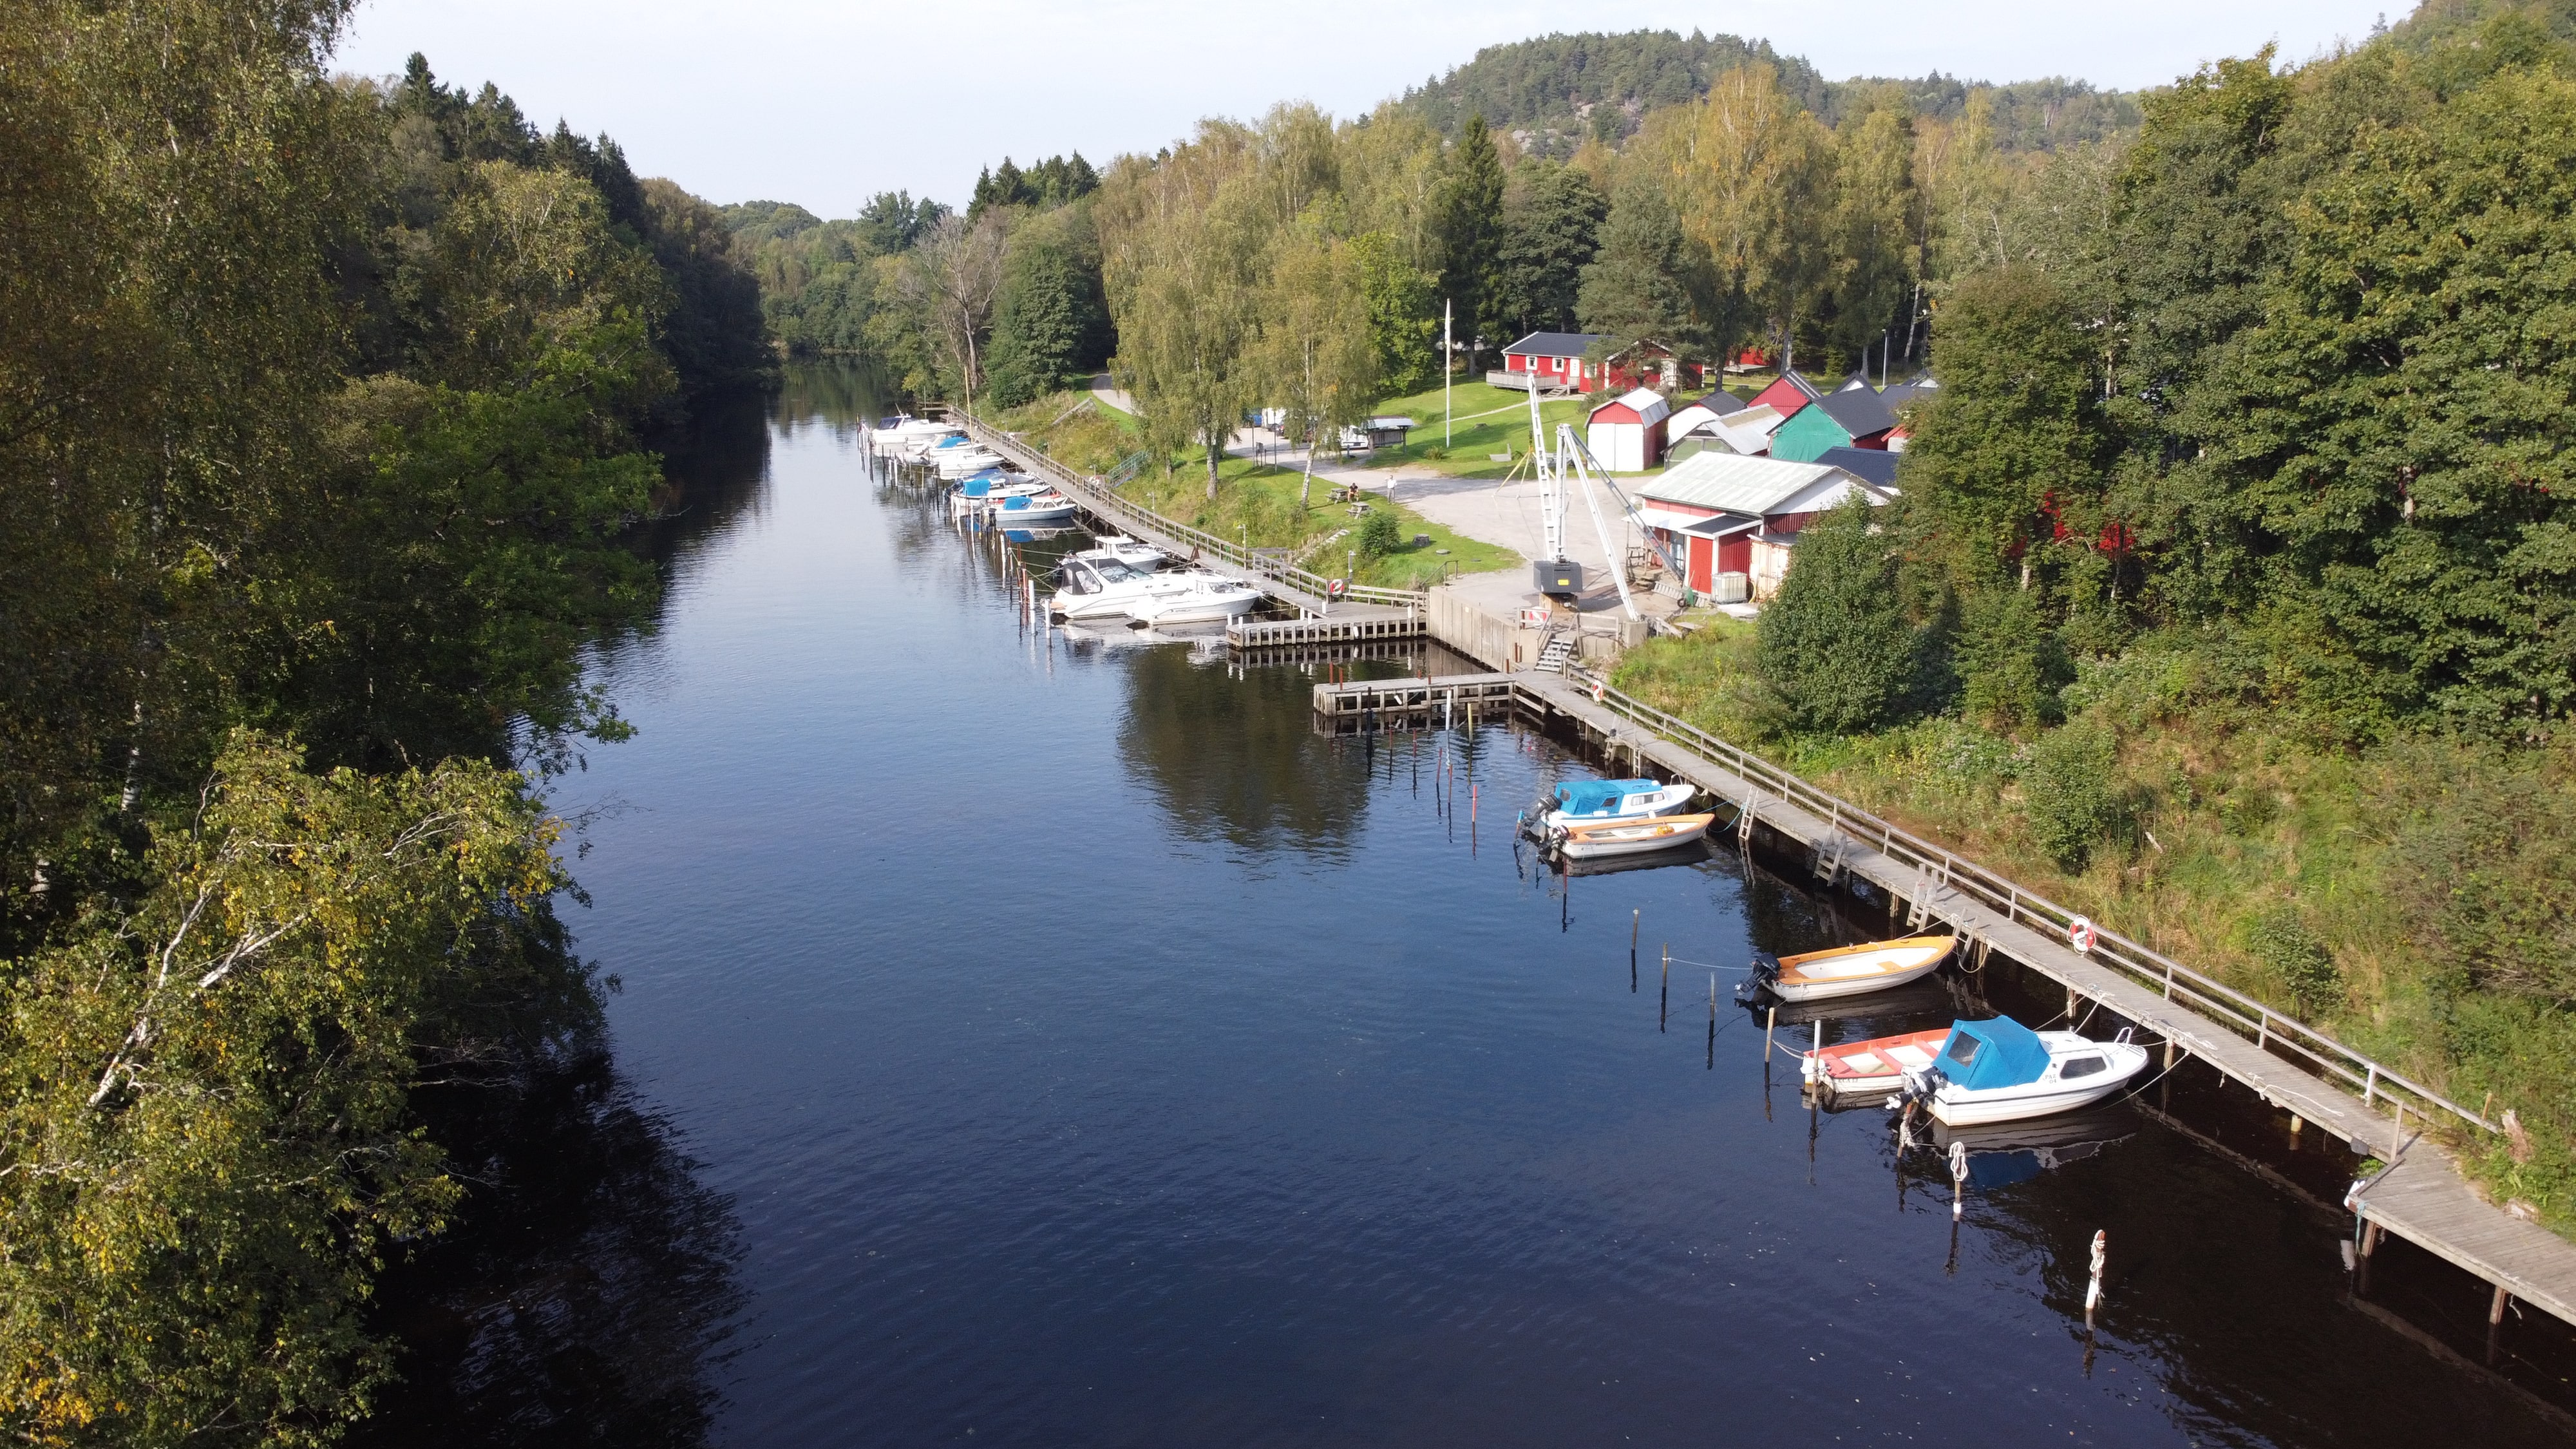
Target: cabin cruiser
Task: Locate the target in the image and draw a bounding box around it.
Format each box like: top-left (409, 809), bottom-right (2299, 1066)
top-left (934, 446), bottom-right (1005, 479)
top-left (869, 417), bottom-right (958, 457)
top-left (1891, 1016), bottom-right (2151, 1126)
top-left (1085, 534), bottom-right (1168, 571)
top-left (991, 489), bottom-right (1079, 526)
top-left (1741, 934), bottom-right (1956, 1005)
top-left (1047, 556), bottom-right (1179, 621)
top-left (1126, 569), bottom-right (1262, 625)
top-left (1526, 778), bottom-right (1698, 834)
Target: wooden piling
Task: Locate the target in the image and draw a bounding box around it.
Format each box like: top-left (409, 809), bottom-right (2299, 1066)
top-left (1950, 1141), bottom-right (1968, 1221)
top-left (2085, 1230), bottom-right (2108, 1327)
top-left (1707, 976), bottom-right (1716, 1069)
top-left (2492, 1282), bottom-right (2512, 1325)
top-left (1765, 1005), bottom-right (1776, 1061)
top-left (1660, 945), bottom-right (1669, 1032)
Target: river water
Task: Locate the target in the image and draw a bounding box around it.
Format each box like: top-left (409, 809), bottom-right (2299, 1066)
top-left (395, 368), bottom-right (2575, 1446)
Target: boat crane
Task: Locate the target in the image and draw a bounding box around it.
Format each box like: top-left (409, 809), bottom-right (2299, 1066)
top-left (1524, 383), bottom-right (1688, 623)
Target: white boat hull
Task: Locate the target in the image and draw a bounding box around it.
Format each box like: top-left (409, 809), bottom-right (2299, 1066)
top-left (1555, 815), bottom-right (1712, 859)
top-left (1770, 954), bottom-right (1950, 1003)
top-left (1922, 1036), bottom-right (2150, 1126)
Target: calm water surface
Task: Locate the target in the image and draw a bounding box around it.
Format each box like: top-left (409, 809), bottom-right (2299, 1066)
top-left (532, 370), bottom-right (2570, 1446)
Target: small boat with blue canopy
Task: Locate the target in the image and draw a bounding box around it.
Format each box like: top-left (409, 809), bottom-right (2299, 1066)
top-left (1526, 777), bottom-right (1696, 834)
top-left (1891, 1015), bottom-right (2150, 1126)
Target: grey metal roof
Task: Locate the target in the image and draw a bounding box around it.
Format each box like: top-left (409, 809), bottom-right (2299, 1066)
top-left (1814, 387), bottom-right (1899, 438)
top-left (1502, 330), bottom-right (1606, 359)
top-left (1815, 446), bottom-right (1900, 489)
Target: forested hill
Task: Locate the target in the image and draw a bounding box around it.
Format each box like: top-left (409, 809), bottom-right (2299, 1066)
top-left (1401, 28), bottom-right (2138, 155)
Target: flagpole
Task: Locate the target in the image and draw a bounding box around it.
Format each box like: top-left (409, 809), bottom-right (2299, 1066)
top-left (1443, 297), bottom-right (1454, 450)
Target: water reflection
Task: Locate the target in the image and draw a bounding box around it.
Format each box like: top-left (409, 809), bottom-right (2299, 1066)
top-left (355, 1050), bottom-right (743, 1449)
top-left (1119, 646), bottom-right (1371, 853)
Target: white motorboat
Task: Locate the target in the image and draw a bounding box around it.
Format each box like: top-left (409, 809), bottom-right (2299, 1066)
top-left (1551, 812), bottom-right (1714, 859)
top-left (1744, 934), bottom-right (1956, 1004)
top-left (1086, 534), bottom-right (1168, 571)
top-left (935, 448), bottom-right (1004, 479)
top-left (1047, 555), bottom-right (1179, 620)
top-left (870, 419), bottom-right (958, 457)
top-left (992, 489), bottom-right (1079, 526)
top-left (1893, 1018), bottom-right (2151, 1126)
top-left (1528, 779), bottom-right (1698, 833)
top-left (1126, 569), bottom-right (1262, 625)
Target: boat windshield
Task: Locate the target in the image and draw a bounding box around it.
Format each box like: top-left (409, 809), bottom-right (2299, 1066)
top-left (1091, 560), bottom-right (1141, 583)
top-left (1945, 1035), bottom-right (1982, 1068)
top-left (2061, 1055), bottom-right (2106, 1079)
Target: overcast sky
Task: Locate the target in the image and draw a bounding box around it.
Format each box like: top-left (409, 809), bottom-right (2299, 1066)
top-left (336, 1), bottom-right (2392, 216)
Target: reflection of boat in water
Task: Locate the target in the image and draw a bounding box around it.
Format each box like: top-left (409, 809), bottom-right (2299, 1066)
top-left (1551, 812), bottom-right (1715, 859)
top-left (1895, 1017), bottom-right (2152, 1126)
top-left (1927, 1105), bottom-right (2137, 1189)
top-left (1745, 934), bottom-right (1956, 1004)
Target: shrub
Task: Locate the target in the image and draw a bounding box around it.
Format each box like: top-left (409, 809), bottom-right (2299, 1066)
top-left (2021, 720), bottom-right (2130, 871)
top-left (1356, 507), bottom-right (1403, 556)
top-left (2244, 905), bottom-right (2343, 1018)
top-left (1957, 588), bottom-right (2072, 730)
top-left (1757, 495), bottom-right (1924, 733)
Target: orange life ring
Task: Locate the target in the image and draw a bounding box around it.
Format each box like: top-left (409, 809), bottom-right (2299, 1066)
top-left (2069, 916), bottom-right (2098, 953)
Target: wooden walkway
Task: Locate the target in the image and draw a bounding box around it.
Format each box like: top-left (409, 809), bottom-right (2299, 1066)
top-left (946, 414), bottom-right (1426, 643)
top-left (1314, 668), bottom-right (2576, 1331)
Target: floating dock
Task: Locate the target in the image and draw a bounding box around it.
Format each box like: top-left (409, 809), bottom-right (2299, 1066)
top-left (1316, 667), bottom-right (2576, 1334)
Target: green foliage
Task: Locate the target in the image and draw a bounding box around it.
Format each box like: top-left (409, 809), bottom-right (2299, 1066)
top-left (1577, 171), bottom-right (1705, 346)
top-left (2208, 63), bottom-right (2576, 728)
top-left (2020, 719), bottom-right (2130, 871)
top-left (1351, 231), bottom-right (1439, 393)
top-left (1356, 507), bottom-right (1403, 555)
top-left (0, 732), bottom-right (591, 1444)
top-left (1401, 28), bottom-right (2134, 157)
top-left (1907, 267), bottom-right (2112, 590)
top-left (1757, 496), bottom-right (1924, 731)
top-left (967, 153), bottom-right (1099, 220)
top-left (2243, 905), bottom-right (2344, 1017)
top-left (0, 6), bottom-right (759, 1438)
top-left (2389, 743), bottom-right (2576, 1003)
top-left (1956, 587), bottom-right (2072, 729)
top-left (1493, 161), bottom-right (1607, 336)
top-left (1435, 115), bottom-right (1508, 354)
top-left (985, 206), bottom-right (1112, 408)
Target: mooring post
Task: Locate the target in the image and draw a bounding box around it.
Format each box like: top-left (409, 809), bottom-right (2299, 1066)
top-left (1631, 909), bottom-right (1640, 987)
top-left (1949, 1141), bottom-right (1968, 1222)
top-left (1765, 1005), bottom-right (1777, 1061)
top-left (2085, 1230), bottom-right (2108, 1327)
top-left (1660, 945), bottom-right (1670, 1032)
top-left (1707, 975), bottom-right (1717, 1070)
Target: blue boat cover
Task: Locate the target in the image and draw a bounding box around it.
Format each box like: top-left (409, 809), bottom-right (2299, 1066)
top-left (1934, 1016), bottom-right (2052, 1091)
top-left (1553, 778), bottom-right (1656, 814)
top-left (961, 478), bottom-right (991, 497)
top-left (1001, 495), bottom-right (1028, 511)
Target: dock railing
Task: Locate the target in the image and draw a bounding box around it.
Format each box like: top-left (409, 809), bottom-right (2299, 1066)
top-left (1555, 663), bottom-right (2498, 1142)
top-left (947, 410), bottom-right (1428, 612)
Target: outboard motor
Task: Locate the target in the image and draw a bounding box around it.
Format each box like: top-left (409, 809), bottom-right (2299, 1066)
top-left (1736, 951), bottom-right (1782, 1003)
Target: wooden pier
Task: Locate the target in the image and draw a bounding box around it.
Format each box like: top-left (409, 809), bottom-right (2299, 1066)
top-left (946, 413), bottom-right (1428, 645)
top-left (1316, 667), bottom-right (2576, 1332)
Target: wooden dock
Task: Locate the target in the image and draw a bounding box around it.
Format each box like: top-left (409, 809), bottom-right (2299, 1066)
top-left (1316, 668), bottom-right (2576, 1332)
top-left (947, 413), bottom-right (1428, 645)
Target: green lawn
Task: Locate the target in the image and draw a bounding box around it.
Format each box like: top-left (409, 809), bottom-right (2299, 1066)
top-left (1356, 379), bottom-right (1592, 479)
top-left (985, 391), bottom-right (1519, 588)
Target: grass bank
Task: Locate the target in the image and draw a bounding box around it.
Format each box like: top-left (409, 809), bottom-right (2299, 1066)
top-left (1615, 621), bottom-right (2576, 1236)
top-left (987, 392), bottom-right (1519, 589)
